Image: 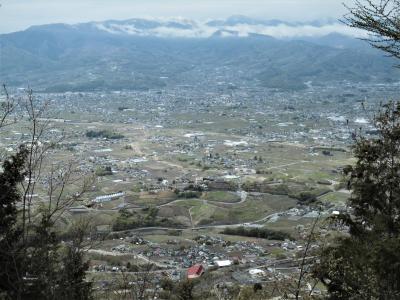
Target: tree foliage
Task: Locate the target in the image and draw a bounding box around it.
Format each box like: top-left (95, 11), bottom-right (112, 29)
top-left (0, 147), bottom-right (28, 299)
top-left (317, 103), bottom-right (400, 299)
top-left (176, 280), bottom-right (194, 300)
top-left (222, 226), bottom-right (293, 241)
top-left (58, 222), bottom-right (93, 300)
top-left (0, 88), bottom-right (92, 300)
top-left (0, 148), bottom-right (93, 300)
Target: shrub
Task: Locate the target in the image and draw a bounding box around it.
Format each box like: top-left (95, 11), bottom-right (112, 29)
top-left (222, 227), bottom-right (292, 241)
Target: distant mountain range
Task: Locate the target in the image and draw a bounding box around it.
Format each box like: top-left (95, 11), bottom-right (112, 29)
top-left (0, 16), bottom-right (398, 92)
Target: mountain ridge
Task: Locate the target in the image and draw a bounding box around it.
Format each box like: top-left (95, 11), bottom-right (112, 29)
top-left (10, 16), bottom-right (363, 39)
top-left (0, 16), bottom-right (397, 92)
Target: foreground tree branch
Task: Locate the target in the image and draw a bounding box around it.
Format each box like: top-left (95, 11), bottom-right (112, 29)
top-left (344, 0), bottom-right (400, 60)
top-left (0, 87), bottom-right (94, 299)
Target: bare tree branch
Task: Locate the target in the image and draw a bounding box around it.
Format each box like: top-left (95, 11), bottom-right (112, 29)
top-left (343, 0), bottom-right (400, 62)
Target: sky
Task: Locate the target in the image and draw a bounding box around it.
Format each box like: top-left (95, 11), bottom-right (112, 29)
top-left (0, 0), bottom-right (353, 34)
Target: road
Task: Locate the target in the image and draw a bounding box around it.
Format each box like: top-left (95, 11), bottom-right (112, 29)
top-left (87, 249), bottom-right (170, 268)
top-left (157, 190), bottom-right (247, 208)
top-left (246, 256), bottom-right (318, 271)
top-left (109, 210), bottom-right (286, 234)
top-left (81, 186), bottom-right (329, 234)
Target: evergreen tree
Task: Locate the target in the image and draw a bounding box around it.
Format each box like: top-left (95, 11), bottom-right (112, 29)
top-left (57, 223), bottom-right (92, 300)
top-left (0, 88), bottom-right (92, 299)
top-left (0, 148), bottom-right (93, 300)
top-left (317, 103), bottom-right (400, 299)
top-left (23, 216), bottom-right (61, 299)
top-left (0, 147), bottom-right (28, 299)
top-left (176, 280), bottom-right (194, 300)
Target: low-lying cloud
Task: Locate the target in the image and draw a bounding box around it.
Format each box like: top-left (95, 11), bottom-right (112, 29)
top-left (94, 17), bottom-right (367, 39)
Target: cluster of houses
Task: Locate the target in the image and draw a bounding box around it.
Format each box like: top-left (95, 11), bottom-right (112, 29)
top-left (4, 82), bottom-right (391, 295)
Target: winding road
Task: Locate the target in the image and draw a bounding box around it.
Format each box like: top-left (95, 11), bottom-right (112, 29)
top-left (86, 187), bottom-right (335, 235)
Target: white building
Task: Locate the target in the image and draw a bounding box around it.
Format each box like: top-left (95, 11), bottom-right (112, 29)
top-left (249, 269), bottom-right (266, 278)
top-left (93, 192), bottom-right (125, 203)
top-left (215, 260), bottom-right (232, 268)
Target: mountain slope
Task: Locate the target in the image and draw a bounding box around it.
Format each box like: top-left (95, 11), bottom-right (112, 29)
top-left (0, 17), bottom-right (398, 92)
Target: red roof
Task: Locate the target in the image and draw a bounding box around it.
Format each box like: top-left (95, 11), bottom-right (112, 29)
top-left (187, 264), bottom-right (204, 276)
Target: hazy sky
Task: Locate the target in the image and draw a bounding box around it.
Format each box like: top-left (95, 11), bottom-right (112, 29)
top-left (0, 0), bottom-right (353, 33)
